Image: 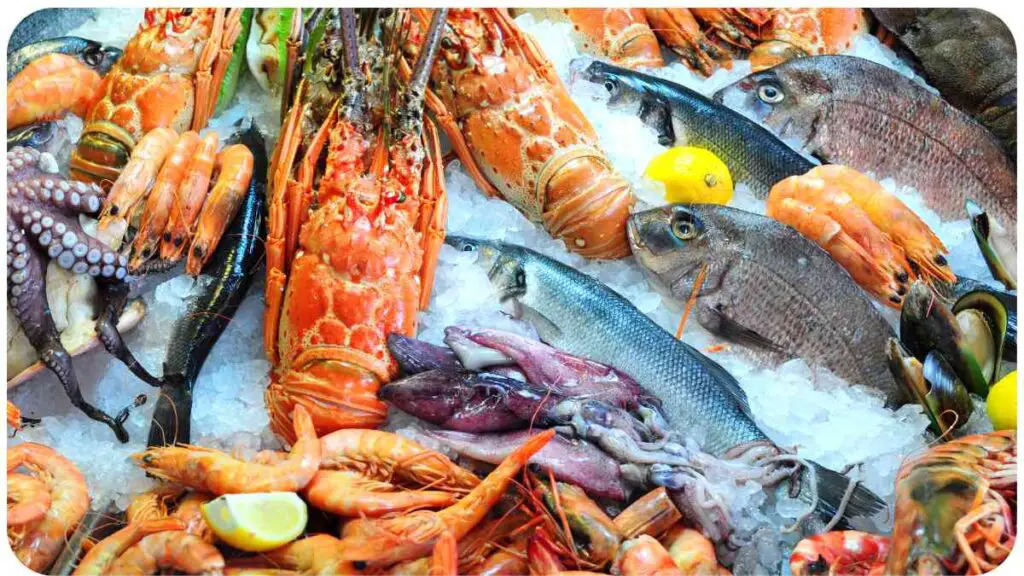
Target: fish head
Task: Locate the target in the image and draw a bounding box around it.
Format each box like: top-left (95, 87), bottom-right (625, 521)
top-left (81, 41), bottom-right (122, 75)
top-left (445, 235), bottom-right (528, 311)
top-left (628, 204), bottom-right (736, 300)
top-left (573, 58), bottom-right (647, 113)
top-left (714, 62), bottom-right (828, 150)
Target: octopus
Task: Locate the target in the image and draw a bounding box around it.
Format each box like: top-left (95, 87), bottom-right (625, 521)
top-left (6, 146), bottom-right (161, 442)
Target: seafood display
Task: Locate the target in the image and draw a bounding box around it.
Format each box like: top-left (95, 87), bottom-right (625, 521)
top-left (5, 6), bottom-right (1019, 576)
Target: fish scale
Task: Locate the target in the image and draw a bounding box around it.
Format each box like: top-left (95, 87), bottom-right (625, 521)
top-left (716, 55), bottom-right (1016, 232)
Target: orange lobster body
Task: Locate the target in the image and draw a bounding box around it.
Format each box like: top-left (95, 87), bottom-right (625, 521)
top-left (408, 8), bottom-right (633, 259)
top-left (263, 10), bottom-right (448, 440)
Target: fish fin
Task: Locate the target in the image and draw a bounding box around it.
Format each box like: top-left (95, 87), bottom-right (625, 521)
top-left (638, 98), bottom-right (675, 146)
top-left (698, 302), bottom-right (786, 354)
top-left (146, 372), bottom-right (192, 447)
top-left (521, 303), bottom-right (564, 343)
top-left (809, 461), bottom-right (886, 528)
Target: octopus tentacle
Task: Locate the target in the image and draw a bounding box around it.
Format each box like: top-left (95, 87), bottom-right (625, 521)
top-left (96, 280), bottom-right (163, 387)
top-left (7, 217), bottom-right (131, 442)
top-left (7, 148), bottom-right (105, 217)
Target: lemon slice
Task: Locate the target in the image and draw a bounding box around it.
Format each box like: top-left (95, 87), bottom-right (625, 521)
top-left (200, 492), bottom-right (307, 552)
top-left (986, 370), bottom-right (1016, 431)
top-left (645, 146), bottom-right (734, 205)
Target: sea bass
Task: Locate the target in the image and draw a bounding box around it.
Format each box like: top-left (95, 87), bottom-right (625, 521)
top-left (715, 55), bottom-right (1016, 229)
top-left (627, 203), bottom-right (903, 404)
top-left (574, 59), bottom-right (814, 198)
top-left (445, 235), bottom-right (885, 526)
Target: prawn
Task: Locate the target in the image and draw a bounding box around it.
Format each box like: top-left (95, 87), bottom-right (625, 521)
top-left (107, 529), bottom-right (225, 575)
top-left (131, 405), bottom-right (320, 494)
top-left (7, 53), bottom-right (104, 129)
top-left (614, 535), bottom-right (684, 576)
top-left (99, 127), bottom-right (178, 223)
top-left (186, 143), bottom-right (254, 275)
top-left (72, 518), bottom-right (186, 575)
top-left (303, 469), bottom-right (458, 517)
top-left (162, 131), bottom-right (219, 260)
top-left (7, 472), bottom-right (52, 526)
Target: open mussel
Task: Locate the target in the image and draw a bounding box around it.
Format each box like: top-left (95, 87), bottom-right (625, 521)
top-left (934, 277), bottom-right (1016, 362)
top-left (966, 199), bottom-right (1016, 290)
top-left (885, 339), bottom-right (973, 435)
top-left (899, 281), bottom-right (1007, 399)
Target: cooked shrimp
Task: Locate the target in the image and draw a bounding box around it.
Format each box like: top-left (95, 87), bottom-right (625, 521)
top-left (131, 405), bottom-right (320, 494)
top-left (126, 485), bottom-right (186, 523)
top-left (304, 469), bottom-right (458, 517)
top-left (808, 165), bottom-right (955, 284)
top-left (100, 127), bottom-right (178, 223)
top-left (72, 518), bottom-right (186, 575)
top-left (770, 172), bottom-right (911, 299)
top-left (185, 143), bottom-right (254, 275)
top-left (7, 53), bottom-right (103, 129)
top-left (768, 196), bottom-right (904, 307)
top-left (319, 428), bottom-right (479, 493)
top-left (335, 429), bottom-right (555, 568)
top-left (7, 442), bottom-right (91, 572)
top-left (262, 534), bottom-right (354, 575)
top-left (162, 131), bottom-right (219, 260)
top-left (7, 472), bottom-right (52, 526)
top-left (430, 530), bottom-right (458, 576)
top-left (107, 529), bottom-right (225, 575)
top-left (614, 534), bottom-right (684, 576)
top-left (663, 525), bottom-right (719, 576)
top-left (172, 491), bottom-right (215, 542)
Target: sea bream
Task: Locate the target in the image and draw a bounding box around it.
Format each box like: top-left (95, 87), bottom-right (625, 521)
top-left (574, 59), bottom-right (814, 198)
top-left (715, 55), bottom-right (1017, 229)
top-left (627, 203), bottom-right (903, 404)
top-left (444, 235), bottom-right (885, 529)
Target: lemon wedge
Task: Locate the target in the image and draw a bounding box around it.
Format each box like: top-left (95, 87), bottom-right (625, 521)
top-left (986, 370), bottom-right (1016, 430)
top-left (645, 146), bottom-right (734, 205)
top-left (200, 492), bottom-right (307, 552)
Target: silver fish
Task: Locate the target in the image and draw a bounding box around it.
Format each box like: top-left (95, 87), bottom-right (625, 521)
top-left (445, 235), bottom-right (885, 527)
top-left (627, 203), bottom-right (903, 405)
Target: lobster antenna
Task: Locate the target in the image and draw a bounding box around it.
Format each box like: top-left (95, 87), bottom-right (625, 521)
top-left (396, 8), bottom-right (447, 138)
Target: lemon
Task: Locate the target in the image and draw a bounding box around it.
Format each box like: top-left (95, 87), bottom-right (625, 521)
top-left (986, 371), bottom-right (1017, 430)
top-left (200, 492), bottom-right (307, 552)
top-left (645, 146), bottom-right (734, 205)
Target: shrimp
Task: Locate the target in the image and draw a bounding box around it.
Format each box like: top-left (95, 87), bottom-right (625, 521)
top-left (162, 131), bottom-right (220, 260)
top-left (770, 173), bottom-right (911, 301)
top-left (7, 473), bottom-right (52, 526)
top-left (126, 485), bottom-right (186, 523)
top-left (131, 405), bottom-right (320, 494)
top-left (107, 529), bottom-right (225, 575)
top-left (662, 525), bottom-right (719, 576)
top-left (789, 531), bottom-right (891, 576)
top-left (7, 53), bottom-right (104, 129)
top-left (319, 428), bottom-right (479, 492)
top-left (304, 469), bottom-right (458, 517)
top-left (130, 130), bottom-right (201, 268)
top-left (612, 487), bottom-right (682, 540)
top-left (262, 534), bottom-right (355, 575)
top-left (186, 143), bottom-right (254, 275)
top-left (768, 196), bottom-right (903, 307)
top-left (527, 529), bottom-right (567, 575)
top-left (614, 535), bottom-right (684, 576)
top-left (99, 127), bottom-right (178, 222)
top-left (808, 165), bottom-right (955, 284)
top-left (430, 530), bottom-right (458, 576)
top-left (335, 429), bottom-right (555, 568)
top-left (72, 518), bottom-right (186, 575)
top-left (172, 491), bottom-right (215, 542)
top-left (8, 443), bottom-right (90, 572)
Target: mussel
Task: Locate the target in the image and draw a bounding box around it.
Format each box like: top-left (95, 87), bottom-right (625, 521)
top-left (966, 199), bottom-right (1016, 290)
top-left (935, 276), bottom-right (1016, 362)
top-left (886, 339), bottom-right (973, 435)
top-left (899, 281), bottom-right (1008, 400)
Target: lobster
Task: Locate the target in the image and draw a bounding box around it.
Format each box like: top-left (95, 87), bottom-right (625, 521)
top-left (262, 8), bottom-right (449, 440)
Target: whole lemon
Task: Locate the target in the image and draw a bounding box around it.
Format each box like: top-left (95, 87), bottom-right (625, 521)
top-left (986, 370), bottom-right (1016, 430)
top-left (645, 146), bottom-right (734, 205)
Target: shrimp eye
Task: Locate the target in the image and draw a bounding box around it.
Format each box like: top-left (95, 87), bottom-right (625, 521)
top-left (757, 82), bottom-right (784, 104)
top-left (671, 214), bottom-right (699, 241)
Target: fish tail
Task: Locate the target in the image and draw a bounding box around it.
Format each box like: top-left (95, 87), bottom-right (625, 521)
top-left (146, 372), bottom-right (193, 447)
top-left (809, 461), bottom-right (886, 528)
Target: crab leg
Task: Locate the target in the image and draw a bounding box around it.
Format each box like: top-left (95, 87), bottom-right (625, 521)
top-left (204, 8), bottom-right (246, 123)
top-left (192, 9), bottom-right (226, 131)
top-left (7, 219), bottom-right (131, 442)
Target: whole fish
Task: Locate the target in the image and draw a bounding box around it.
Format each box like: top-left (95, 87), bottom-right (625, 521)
top-left (715, 55), bottom-right (1017, 229)
top-left (8, 36), bottom-right (121, 81)
top-left (146, 121), bottom-right (267, 447)
top-left (446, 235), bottom-right (885, 527)
top-left (872, 8), bottom-right (1016, 157)
top-left (575, 59), bottom-right (814, 197)
top-left (8, 9), bottom-right (102, 52)
top-left (628, 204), bottom-right (903, 404)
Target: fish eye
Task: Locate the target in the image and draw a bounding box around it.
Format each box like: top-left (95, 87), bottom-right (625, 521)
top-left (514, 268), bottom-right (526, 287)
top-left (460, 243), bottom-right (476, 253)
top-left (83, 50), bottom-right (102, 66)
top-left (671, 214), bottom-right (699, 241)
top-left (757, 82), bottom-right (784, 104)
top-left (602, 79), bottom-right (618, 94)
